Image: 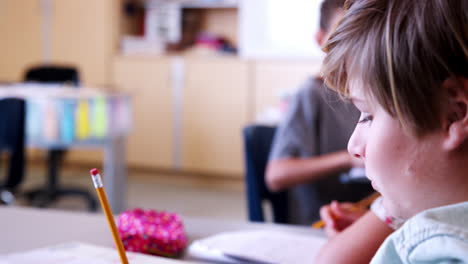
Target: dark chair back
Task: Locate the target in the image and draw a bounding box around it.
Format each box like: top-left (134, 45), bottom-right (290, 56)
top-left (24, 66), bottom-right (80, 87)
top-left (243, 125), bottom-right (289, 223)
top-left (0, 98), bottom-right (26, 191)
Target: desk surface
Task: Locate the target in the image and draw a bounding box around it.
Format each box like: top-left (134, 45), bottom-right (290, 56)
top-left (1, 206), bottom-right (324, 260)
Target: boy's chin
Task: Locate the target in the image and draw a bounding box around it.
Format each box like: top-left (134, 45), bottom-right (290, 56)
top-left (382, 197), bottom-right (408, 220)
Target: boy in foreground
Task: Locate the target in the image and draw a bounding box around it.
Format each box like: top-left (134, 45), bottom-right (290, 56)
top-left (319, 0), bottom-right (468, 262)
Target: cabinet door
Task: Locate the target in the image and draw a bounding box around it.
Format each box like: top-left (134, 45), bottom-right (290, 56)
top-left (253, 60), bottom-right (321, 119)
top-left (51, 0), bottom-right (119, 164)
top-left (113, 56), bottom-right (174, 169)
top-left (182, 58), bottom-right (249, 176)
top-left (0, 0), bottom-right (42, 81)
top-left (50, 0), bottom-right (118, 86)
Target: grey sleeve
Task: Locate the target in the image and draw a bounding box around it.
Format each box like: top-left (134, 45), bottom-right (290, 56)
top-left (269, 80), bottom-right (321, 161)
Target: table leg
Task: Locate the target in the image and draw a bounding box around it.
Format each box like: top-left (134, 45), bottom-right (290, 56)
top-left (104, 136), bottom-right (127, 213)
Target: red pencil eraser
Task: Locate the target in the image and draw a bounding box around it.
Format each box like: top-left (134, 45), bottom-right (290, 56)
top-left (90, 168), bottom-right (100, 176)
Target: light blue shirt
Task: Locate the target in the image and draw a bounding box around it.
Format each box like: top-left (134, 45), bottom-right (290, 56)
top-left (371, 202), bottom-right (468, 263)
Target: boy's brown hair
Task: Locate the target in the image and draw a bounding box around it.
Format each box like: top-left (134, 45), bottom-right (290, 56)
top-left (321, 0), bottom-right (468, 135)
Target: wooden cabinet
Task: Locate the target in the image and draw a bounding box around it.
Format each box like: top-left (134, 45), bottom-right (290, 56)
top-left (182, 57), bottom-right (250, 176)
top-left (48, 0), bottom-right (119, 164)
top-left (0, 0), bottom-right (118, 86)
top-left (0, 0), bottom-right (42, 81)
top-left (110, 56), bottom-right (249, 176)
top-left (50, 0), bottom-right (119, 86)
top-left (113, 56), bottom-right (174, 169)
top-left (253, 60), bottom-right (321, 119)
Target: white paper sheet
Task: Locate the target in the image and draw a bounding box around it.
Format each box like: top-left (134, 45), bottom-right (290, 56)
top-left (0, 242), bottom-right (184, 264)
top-left (187, 230), bottom-right (327, 264)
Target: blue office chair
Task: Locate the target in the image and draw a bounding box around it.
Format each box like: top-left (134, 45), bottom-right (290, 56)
top-left (243, 125), bottom-right (289, 223)
top-left (0, 98), bottom-right (26, 205)
top-left (23, 65), bottom-right (97, 211)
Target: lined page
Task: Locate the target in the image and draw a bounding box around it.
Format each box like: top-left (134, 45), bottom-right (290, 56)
top-left (187, 230), bottom-right (327, 263)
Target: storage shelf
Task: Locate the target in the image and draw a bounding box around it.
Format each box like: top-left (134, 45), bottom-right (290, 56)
top-left (145, 0), bottom-right (238, 9)
top-left (181, 2), bottom-right (238, 9)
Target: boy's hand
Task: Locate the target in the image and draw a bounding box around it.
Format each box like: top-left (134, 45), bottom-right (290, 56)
top-left (319, 201), bottom-right (367, 237)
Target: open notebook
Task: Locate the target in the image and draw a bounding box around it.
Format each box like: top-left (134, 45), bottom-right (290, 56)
top-left (187, 230), bottom-right (327, 264)
top-left (0, 242), bottom-right (184, 264)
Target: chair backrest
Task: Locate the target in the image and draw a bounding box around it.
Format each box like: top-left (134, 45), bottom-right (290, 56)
top-left (243, 125), bottom-right (289, 223)
top-left (0, 98), bottom-right (26, 190)
top-left (24, 65), bottom-right (80, 87)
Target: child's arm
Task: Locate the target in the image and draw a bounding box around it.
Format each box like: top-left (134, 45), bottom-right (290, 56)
top-left (266, 151), bottom-right (357, 192)
top-left (315, 210), bottom-right (394, 264)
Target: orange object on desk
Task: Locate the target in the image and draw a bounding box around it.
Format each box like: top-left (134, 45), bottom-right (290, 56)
top-left (312, 192), bottom-right (381, 229)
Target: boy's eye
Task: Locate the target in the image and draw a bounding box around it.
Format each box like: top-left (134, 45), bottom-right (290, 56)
top-left (358, 113), bottom-right (373, 123)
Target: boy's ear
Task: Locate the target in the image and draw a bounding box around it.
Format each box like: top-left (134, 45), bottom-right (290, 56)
top-left (442, 77), bottom-right (468, 151)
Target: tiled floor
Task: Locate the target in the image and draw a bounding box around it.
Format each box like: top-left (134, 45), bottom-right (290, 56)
top-left (12, 164), bottom-right (247, 221)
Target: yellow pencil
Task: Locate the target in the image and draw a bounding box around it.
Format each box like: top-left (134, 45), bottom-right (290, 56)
top-left (90, 168), bottom-right (129, 264)
top-left (312, 192), bottom-right (381, 229)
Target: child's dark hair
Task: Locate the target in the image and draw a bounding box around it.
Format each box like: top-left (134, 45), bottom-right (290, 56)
top-left (322, 0), bottom-right (468, 135)
top-left (320, 0), bottom-right (346, 32)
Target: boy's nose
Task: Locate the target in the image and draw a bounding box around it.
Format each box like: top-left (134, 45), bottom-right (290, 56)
top-left (348, 129), bottom-right (366, 159)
